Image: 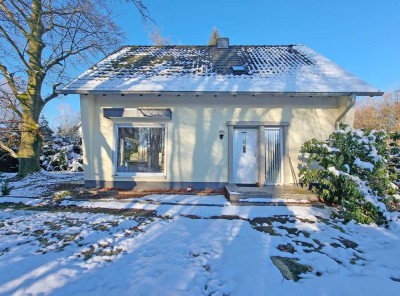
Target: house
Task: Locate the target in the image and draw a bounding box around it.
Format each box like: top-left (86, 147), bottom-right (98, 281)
top-left (60, 38), bottom-right (383, 190)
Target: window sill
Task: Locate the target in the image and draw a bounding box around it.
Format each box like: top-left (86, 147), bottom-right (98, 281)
top-left (113, 173), bottom-right (166, 179)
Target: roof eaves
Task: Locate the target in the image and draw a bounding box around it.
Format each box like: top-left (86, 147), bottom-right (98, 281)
top-left (57, 89), bottom-right (384, 97)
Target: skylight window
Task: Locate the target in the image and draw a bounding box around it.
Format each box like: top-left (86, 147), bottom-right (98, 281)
top-left (232, 65), bottom-right (247, 75)
top-left (232, 65), bottom-right (245, 71)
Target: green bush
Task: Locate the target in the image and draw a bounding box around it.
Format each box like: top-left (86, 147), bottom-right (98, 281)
top-left (0, 178), bottom-right (13, 196)
top-left (298, 124), bottom-right (399, 225)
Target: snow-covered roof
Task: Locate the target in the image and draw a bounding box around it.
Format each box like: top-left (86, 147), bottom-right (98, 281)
top-left (60, 45), bottom-right (382, 96)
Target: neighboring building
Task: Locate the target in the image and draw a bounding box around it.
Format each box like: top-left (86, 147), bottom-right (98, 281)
top-left (60, 38), bottom-right (382, 189)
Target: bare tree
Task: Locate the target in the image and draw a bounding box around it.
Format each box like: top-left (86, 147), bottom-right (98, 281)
top-left (148, 27), bottom-right (170, 46)
top-left (55, 103), bottom-right (80, 141)
top-left (0, 0), bottom-right (151, 176)
top-left (354, 90), bottom-right (400, 133)
top-left (354, 97), bottom-right (380, 131)
top-left (208, 27), bottom-right (220, 46)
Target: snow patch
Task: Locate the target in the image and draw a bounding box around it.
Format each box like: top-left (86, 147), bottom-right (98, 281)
top-left (354, 158), bottom-right (374, 172)
top-left (140, 194), bottom-right (230, 206)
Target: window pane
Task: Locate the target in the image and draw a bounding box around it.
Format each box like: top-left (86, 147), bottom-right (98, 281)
top-left (117, 127), bottom-right (165, 173)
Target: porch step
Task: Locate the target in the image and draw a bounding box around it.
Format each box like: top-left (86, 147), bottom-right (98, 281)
top-left (225, 184), bottom-right (320, 204)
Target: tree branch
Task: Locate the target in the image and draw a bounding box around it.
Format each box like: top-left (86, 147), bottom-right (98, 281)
top-left (0, 96), bottom-right (22, 118)
top-left (8, 0), bottom-right (30, 23)
top-left (0, 139), bottom-right (18, 158)
top-left (44, 82), bottom-right (61, 103)
top-left (0, 1), bottom-right (28, 37)
top-left (0, 64), bottom-right (21, 99)
top-left (0, 25), bottom-right (30, 69)
top-left (130, 0), bottom-right (153, 23)
top-left (42, 7), bottom-right (85, 17)
top-left (44, 45), bottom-right (92, 72)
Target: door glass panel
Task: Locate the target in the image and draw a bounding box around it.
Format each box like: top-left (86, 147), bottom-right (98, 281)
top-left (265, 128), bottom-right (281, 184)
top-left (242, 132), bottom-right (247, 153)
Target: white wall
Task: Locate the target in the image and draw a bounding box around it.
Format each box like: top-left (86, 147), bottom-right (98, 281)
top-left (80, 93), bottom-right (352, 186)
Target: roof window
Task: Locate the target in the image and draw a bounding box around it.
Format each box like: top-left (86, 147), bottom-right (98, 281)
top-left (232, 65), bottom-right (247, 75)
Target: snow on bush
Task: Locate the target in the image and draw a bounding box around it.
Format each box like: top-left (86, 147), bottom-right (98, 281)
top-left (40, 136), bottom-right (83, 172)
top-left (299, 124), bottom-right (399, 225)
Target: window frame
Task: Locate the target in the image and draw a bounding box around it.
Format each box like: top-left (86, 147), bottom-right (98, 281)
top-left (113, 123), bottom-right (167, 178)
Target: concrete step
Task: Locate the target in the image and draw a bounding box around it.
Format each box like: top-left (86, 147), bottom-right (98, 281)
top-left (225, 184), bottom-right (319, 203)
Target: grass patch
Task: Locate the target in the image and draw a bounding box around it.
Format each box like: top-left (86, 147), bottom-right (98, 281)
top-left (253, 224), bottom-right (279, 236)
top-left (349, 253), bottom-right (365, 265)
top-left (43, 221), bottom-right (62, 231)
top-left (32, 229), bottom-right (45, 236)
top-left (249, 219), bottom-right (280, 236)
top-left (78, 246), bottom-right (124, 261)
top-left (0, 247), bottom-right (10, 256)
top-left (277, 243), bottom-right (296, 254)
top-left (53, 190), bottom-right (73, 200)
top-left (93, 225), bottom-right (109, 231)
top-left (37, 237), bottom-right (51, 246)
top-left (277, 226), bottom-right (311, 238)
top-left (337, 237), bottom-right (358, 249)
top-left (54, 233), bottom-right (79, 242)
top-left (80, 246), bottom-right (96, 260)
top-left (270, 256), bottom-right (313, 281)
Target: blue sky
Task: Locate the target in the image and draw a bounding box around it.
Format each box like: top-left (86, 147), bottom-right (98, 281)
top-left (44, 0), bottom-right (400, 127)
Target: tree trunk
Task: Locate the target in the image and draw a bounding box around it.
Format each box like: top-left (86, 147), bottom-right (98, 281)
top-left (17, 99), bottom-right (43, 177)
top-left (16, 0), bottom-right (45, 178)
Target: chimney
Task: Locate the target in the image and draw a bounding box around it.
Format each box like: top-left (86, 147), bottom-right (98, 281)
top-left (216, 38), bottom-right (229, 49)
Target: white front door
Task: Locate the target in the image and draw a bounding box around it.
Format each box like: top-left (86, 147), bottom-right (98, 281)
top-left (233, 129), bottom-right (258, 184)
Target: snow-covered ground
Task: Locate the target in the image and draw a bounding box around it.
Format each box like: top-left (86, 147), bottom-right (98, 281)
top-left (1, 171), bottom-right (83, 198)
top-left (1, 172), bottom-right (400, 295)
top-left (1, 204), bottom-right (400, 295)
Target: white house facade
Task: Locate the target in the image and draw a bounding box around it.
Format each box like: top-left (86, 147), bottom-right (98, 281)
top-left (60, 39), bottom-right (382, 189)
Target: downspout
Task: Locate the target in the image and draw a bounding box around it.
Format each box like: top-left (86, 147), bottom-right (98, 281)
top-left (335, 94), bottom-right (356, 130)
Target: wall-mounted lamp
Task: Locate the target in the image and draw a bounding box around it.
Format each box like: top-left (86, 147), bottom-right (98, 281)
top-left (219, 130), bottom-right (225, 140)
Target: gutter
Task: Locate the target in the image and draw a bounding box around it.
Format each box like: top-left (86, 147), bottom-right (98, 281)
top-left (57, 90), bottom-right (384, 97)
top-left (335, 94), bottom-right (356, 130)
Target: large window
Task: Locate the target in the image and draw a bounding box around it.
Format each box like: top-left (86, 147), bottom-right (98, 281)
top-left (116, 126), bottom-right (165, 174)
